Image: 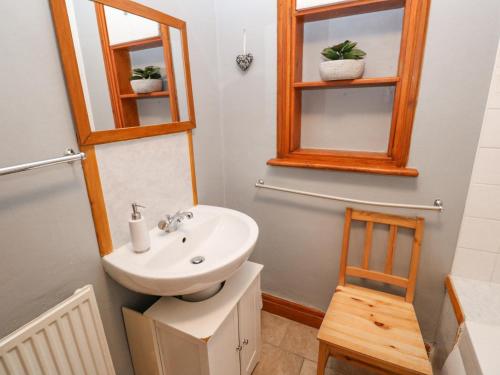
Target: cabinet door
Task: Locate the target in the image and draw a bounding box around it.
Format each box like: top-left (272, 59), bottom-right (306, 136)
top-left (208, 306), bottom-right (241, 375)
top-left (237, 279), bottom-right (261, 375)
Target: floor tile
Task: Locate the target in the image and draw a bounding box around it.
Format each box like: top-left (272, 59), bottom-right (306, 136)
top-left (333, 358), bottom-right (380, 375)
top-left (300, 359), bottom-right (335, 375)
top-left (258, 311), bottom-right (380, 375)
top-left (301, 358), bottom-right (373, 375)
top-left (261, 311), bottom-right (291, 346)
top-left (253, 343), bottom-right (303, 375)
top-left (280, 320), bottom-right (319, 362)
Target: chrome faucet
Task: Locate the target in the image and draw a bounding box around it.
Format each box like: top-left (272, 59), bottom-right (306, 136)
top-left (158, 211), bottom-right (194, 233)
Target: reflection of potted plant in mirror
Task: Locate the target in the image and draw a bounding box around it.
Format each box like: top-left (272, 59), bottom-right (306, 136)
top-left (319, 40), bottom-right (366, 81)
top-left (130, 66), bottom-right (163, 94)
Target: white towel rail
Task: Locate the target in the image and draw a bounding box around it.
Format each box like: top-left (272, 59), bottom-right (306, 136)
top-left (255, 179), bottom-right (443, 212)
top-left (0, 148), bottom-right (85, 177)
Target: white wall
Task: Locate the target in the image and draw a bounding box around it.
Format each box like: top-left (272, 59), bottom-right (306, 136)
top-left (0, 2), bottom-right (158, 374)
top-left (213, 0), bottom-right (500, 341)
top-left (170, 28), bottom-right (189, 121)
top-left (296, 0), bottom-right (345, 10)
top-left (301, 86), bottom-right (394, 151)
top-left (104, 5), bottom-right (159, 45)
top-left (68, 0), bottom-right (115, 132)
top-left (452, 42), bottom-right (500, 283)
top-left (0, 1), bottom-right (223, 374)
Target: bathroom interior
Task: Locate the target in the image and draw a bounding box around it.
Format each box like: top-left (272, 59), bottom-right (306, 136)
top-left (1, 0), bottom-right (500, 374)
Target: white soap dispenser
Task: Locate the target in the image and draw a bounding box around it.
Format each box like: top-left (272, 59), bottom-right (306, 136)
top-left (129, 203), bottom-right (150, 253)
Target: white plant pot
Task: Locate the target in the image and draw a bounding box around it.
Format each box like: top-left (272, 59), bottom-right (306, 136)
top-left (130, 79), bottom-right (163, 94)
top-left (319, 60), bottom-right (365, 81)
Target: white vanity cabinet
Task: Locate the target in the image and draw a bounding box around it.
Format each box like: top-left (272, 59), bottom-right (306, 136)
top-left (123, 262), bottom-right (263, 375)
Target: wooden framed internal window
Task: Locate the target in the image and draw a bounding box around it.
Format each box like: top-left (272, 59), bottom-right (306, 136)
top-left (270, 0), bottom-right (431, 176)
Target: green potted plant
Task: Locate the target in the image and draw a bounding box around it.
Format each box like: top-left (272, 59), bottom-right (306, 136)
top-left (130, 66), bottom-right (163, 94)
top-left (319, 40), bottom-right (366, 81)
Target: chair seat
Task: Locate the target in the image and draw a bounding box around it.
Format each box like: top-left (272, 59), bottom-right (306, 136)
top-left (318, 284), bottom-right (432, 375)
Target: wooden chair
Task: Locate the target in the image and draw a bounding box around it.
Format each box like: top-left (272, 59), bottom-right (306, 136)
top-left (317, 208), bottom-right (432, 375)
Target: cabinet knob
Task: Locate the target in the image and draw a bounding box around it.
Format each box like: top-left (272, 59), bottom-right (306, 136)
top-left (242, 338), bottom-right (249, 345)
top-left (236, 345), bottom-right (243, 352)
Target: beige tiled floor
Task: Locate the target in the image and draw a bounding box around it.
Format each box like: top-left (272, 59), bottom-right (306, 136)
top-left (254, 311), bottom-right (376, 375)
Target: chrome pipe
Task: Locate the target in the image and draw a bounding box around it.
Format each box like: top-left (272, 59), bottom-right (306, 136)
top-left (255, 179), bottom-right (443, 212)
top-left (0, 149), bottom-right (86, 177)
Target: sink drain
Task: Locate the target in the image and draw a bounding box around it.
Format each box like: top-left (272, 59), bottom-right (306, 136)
top-left (190, 256), bottom-right (205, 265)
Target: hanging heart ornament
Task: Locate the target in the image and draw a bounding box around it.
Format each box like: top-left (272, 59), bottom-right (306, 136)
top-left (236, 53), bottom-right (254, 72)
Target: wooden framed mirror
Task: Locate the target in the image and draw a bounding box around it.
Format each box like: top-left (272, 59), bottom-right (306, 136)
top-left (49, 0), bottom-right (198, 256)
top-left (50, 0), bottom-right (196, 146)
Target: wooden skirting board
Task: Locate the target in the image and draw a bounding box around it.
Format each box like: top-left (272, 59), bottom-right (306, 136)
top-left (262, 293), bottom-right (325, 329)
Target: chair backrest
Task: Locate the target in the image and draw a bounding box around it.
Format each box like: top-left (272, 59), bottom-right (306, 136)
top-left (338, 208), bottom-right (424, 303)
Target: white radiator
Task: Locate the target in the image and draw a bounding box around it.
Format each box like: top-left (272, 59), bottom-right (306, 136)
top-left (0, 285), bottom-right (115, 375)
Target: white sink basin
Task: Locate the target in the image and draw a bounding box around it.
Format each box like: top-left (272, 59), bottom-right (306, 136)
top-left (102, 205), bottom-right (259, 296)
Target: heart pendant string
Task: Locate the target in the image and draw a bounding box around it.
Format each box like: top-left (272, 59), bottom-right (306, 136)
top-left (243, 28), bottom-right (247, 55)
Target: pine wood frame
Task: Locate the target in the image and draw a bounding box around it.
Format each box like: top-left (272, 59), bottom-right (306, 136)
top-left (316, 208), bottom-right (430, 374)
top-left (50, 0), bottom-right (196, 146)
top-left (445, 275), bottom-right (465, 324)
top-left (339, 208), bottom-right (424, 303)
top-left (270, 0), bottom-right (431, 176)
top-left (49, 0), bottom-right (198, 256)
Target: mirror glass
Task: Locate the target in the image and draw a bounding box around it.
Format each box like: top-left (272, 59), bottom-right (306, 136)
top-left (65, 0), bottom-right (189, 131)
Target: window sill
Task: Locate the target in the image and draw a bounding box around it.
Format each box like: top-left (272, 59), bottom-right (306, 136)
top-left (267, 157), bottom-right (419, 177)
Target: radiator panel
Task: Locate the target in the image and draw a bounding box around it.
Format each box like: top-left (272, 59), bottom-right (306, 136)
top-left (0, 286), bottom-right (115, 375)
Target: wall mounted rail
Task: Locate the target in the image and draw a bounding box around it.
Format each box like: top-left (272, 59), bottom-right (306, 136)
top-left (0, 149), bottom-right (86, 177)
top-left (255, 179), bottom-right (443, 212)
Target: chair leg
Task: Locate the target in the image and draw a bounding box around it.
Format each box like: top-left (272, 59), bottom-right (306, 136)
top-left (317, 341), bottom-right (329, 375)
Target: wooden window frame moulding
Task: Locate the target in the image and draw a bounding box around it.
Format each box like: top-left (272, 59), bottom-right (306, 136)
top-left (49, 0), bottom-right (197, 147)
top-left (49, 0), bottom-right (199, 256)
top-left (270, 0), bottom-right (431, 176)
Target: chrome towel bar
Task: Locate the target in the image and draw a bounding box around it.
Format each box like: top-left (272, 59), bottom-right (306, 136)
top-left (255, 179), bottom-right (443, 212)
top-left (0, 149), bottom-right (86, 177)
